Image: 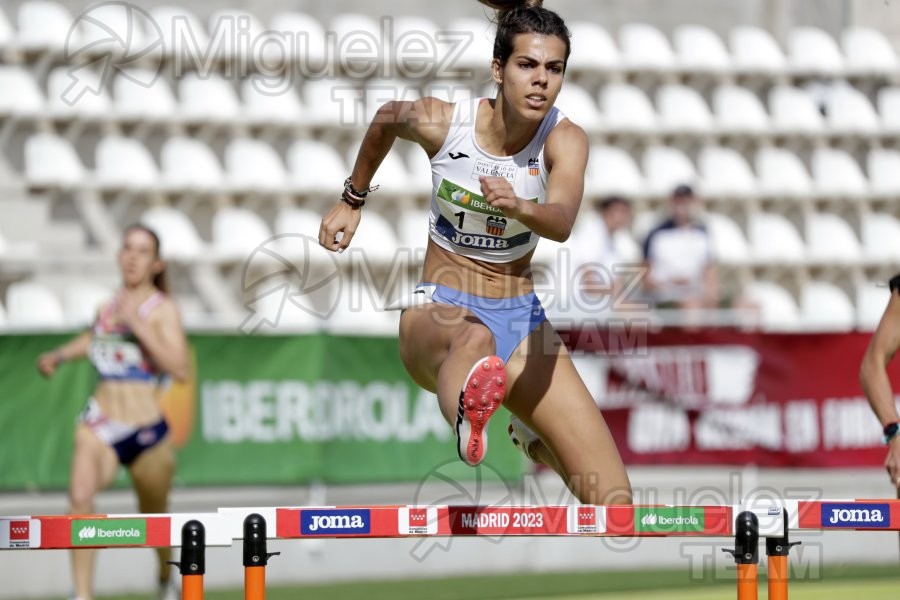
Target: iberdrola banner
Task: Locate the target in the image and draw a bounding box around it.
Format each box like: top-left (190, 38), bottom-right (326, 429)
top-left (0, 334), bottom-right (523, 491)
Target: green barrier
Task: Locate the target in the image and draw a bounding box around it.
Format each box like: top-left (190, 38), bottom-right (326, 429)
top-left (0, 334), bottom-right (524, 490)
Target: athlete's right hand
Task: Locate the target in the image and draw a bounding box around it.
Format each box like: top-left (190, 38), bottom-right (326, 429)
top-left (319, 202), bottom-right (361, 253)
top-left (36, 351), bottom-right (61, 378)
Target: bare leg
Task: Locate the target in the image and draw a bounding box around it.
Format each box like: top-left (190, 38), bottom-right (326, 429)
top-left (506, 320), bottom-right (632, 505)
top-left (129, 436), bottom-right (176, 586)
top-left (69, 425), bottom-right (120, 600)
top-left (399, 303), bottom-right (495, 425)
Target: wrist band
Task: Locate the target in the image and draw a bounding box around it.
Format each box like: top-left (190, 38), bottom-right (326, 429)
top-left (341, 177), bottom-right (379, 209)
top-left (890, 274), bottom-right (899, 293)
top-left (884, 422), bottom-right (900, 444)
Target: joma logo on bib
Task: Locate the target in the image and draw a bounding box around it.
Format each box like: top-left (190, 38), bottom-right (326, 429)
top-left (300, 509), bottom-right (371, 535)
top-left (451, 231), bottom-right (510, 249)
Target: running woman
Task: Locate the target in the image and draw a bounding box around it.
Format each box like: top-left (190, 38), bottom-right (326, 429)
top-left (860, 274), bottom-right (900, 489)
top-left (319, 0), bottom-right (631, 504)
top-left (37, 224), bottom-right (188, 600)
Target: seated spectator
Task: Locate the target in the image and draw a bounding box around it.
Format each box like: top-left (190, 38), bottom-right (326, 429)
top-left (576, 195), bottom-right (634, 302)
top-left (642, 184), bottom-right (719, 310)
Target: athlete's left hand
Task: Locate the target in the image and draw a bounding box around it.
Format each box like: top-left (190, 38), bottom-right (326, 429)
top-left (480, 176), bottom-right (523, 219)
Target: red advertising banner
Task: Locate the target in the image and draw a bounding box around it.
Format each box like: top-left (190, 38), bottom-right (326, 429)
top-left (562, 328), bottom-right (900, 467)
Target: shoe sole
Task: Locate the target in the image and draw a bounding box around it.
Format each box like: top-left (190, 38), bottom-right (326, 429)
top-left (456, 355), bottom-right (506, 466)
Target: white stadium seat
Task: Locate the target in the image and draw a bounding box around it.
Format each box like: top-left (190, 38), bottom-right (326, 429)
top-left (274, 207), bottom-right (322, 239)
top-left (600, 83), bottom-right (657, 133)
top-left (673, 25), bottom-right (732, 74)
top-left (0, 6), bottom-right (13, 53)
top-left (825, 83), bottom-right (879, 135)
top-left (363, 77), bottom-right (421, 123)
top-left (17, 1), bottom-right (77, 54)
top-left (329, 13), bottom-right (387, 70)
top-left (302, 77), bottom-right (363, 128)
top-left (619, 23), bottom-right (676, 71)
top-left (769, 86), bottom-right (825, 134)
top-left (397, 209), bottom-right (430, 253)
top-left (212, 207), bottom-right (273, 261)
top-left (729, 26), bottom-right (788, 75)
top-left (748, 213), bottom-right (805, 264)
top-left (555, 83), bottom-right (603, 133)
top-left (0, 300), bottom-right (7, 327)
top-left (867, 149), bottom-right (900, 196)
top-left (0, 66), bottom-right (44, 117)
top-left (180, 73), bottom-right (242, 123)
top-left (77, 3), bottom-right (153, 60)
top-left (642, 146), bottom-right (697, 196)
top-left (704, 213), bottom-right (750, 264)
top-left (860, 213), bottom-right (900, 262)
top-left (586, 146), bottom-right (645, 197)
top-left (811, 147), bottom-right (868, 197)
top-left (6, 281), bottom-right (65, 327)
top-left (287, 139), bottom-right (347, 194)
top-left (349, 143), bottom-right (410, 195)
top-left (207, 9), bottom-right (269, 62)
top-left (404, 143), bottom-right (433, 197)
top-left (878, 87), bottom-right (900, 133)
top-left (325, 281), bottom-right (399, 336)
top-left (46, 66), bottom-right (112, 118)
top-left (64, 283), bottom-right (114, 327)
top-left (742, 281), bottom-right (801, 331)
top-left (114, 69), bottom-right (177, 121)
top-left (856, 283), bottom-right (892, 330)
top-left (446, 17), bottom-right (495, 71)
top-left (656, 84), bottom-right (714, 134)
top-left (698, 146), bottom-right (757, 198)
top-left (788, 27), bottom-right (845, 76)
top-left (841, 27), bottom-right (898, 76)
top-left (96, 136), bottom-right (160, 190)
top-left (241, 77), bottom-right (304, 126)
top-left (567, 21), bottom-right (620, 72)
top-left (141, 206), bottom-right (206, 260)
top-left (756, 147), bottom-right (813, 198)
top-left (160, 137), bottom-right (225, 192)
top-left (270, 12), bottom-right (327, 64)
top-left (713, 85), bottom-right (770, 134)
top-left (226, 138), bottom-right (289, 192)
top-left (800, 281), bottom-right (855, 332)
top-left (151, 5), bottom-right (209, 59)
top-left (805, 213), bottom-right (862, 264)
top-left (25, 133), bottom-right (86, 187)
top-left (347, 210), bottom-right (400, 264)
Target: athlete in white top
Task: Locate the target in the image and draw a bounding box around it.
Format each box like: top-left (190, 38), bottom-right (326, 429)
top-left (319, 0), bottom-right (631, 505)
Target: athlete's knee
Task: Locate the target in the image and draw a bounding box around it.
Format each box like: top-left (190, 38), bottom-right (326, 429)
top-left (449, 322), bottom-right (495, 356)
top-left (69, 483), bottom-right (95, 514)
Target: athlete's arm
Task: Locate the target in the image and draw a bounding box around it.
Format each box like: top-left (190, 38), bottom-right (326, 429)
top-left (860, 287), bottom-right (900, 484)
top-left (126, 298), bottom-right (190, 382)
top-left (36, 331), bottom-right (93, 378)
top-left (480, 120), bottom-right (588, 242)
top-left (861, 288), bottom-right (900, 424)
top-left (319, 97), bottom-right (452, 252)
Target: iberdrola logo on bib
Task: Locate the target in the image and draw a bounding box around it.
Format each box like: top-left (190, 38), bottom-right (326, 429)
top-left (634, 508), bottom-right (705, 534)
top-left (71, 518), bottom-right (147, 546)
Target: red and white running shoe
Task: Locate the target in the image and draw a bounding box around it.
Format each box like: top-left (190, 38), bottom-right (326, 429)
top-left (456, 355), bottom-right (506, 466)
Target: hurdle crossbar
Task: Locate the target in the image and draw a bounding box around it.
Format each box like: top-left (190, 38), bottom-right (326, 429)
top-left (2, 500), bottom-right (899, 550)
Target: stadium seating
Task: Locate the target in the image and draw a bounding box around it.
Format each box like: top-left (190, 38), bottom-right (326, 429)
top-left (0, 5), bottom-right (897, 332)
top-left (6, 281), bottom-right (66, 327)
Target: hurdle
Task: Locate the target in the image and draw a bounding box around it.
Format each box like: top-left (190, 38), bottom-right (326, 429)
top-left (3, 500), bottom-right (899, 599)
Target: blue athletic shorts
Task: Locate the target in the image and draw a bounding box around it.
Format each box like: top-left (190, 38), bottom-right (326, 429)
top-left (418, 283), bottom-right (546, 363)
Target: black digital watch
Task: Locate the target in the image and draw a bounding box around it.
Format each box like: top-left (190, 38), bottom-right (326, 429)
top-left (890, 274), bottom-right (900, 294)
top-left (885, 422), bottom-right (900, 443)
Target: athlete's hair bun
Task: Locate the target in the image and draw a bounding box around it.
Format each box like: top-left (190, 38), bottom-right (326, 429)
top-left (478, 0), bottom-right (544, 10)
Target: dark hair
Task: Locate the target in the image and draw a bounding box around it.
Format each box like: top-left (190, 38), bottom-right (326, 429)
top-left (597, 195), bottom-right (630, 211)
top-left (478, 0), bottom-right (571, 68)
top-left (124, 223), bottom-right (169, 293)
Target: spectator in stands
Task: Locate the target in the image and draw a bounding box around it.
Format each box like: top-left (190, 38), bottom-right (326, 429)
top-left (642, 184), bottom-right (719, 311)
top-left (36, 225), bottom-right (188, 600)
top-left (318, 0), bottom-right (631, 504)
top-left (860, 274), bottom-right (900, 489)
top-left (575, 195), bottom-right (633, 302)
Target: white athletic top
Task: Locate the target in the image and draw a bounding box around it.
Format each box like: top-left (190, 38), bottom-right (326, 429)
top-left (428, 97), bottom-right (566, 263)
